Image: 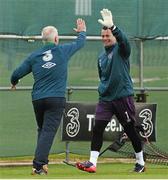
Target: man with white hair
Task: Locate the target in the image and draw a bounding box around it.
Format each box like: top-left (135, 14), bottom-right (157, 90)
top-left (11, 18), bottom-right (86, 175)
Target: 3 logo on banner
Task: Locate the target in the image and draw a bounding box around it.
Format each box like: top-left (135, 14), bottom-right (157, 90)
top-left (139, 109), bottom-right (153, 138)
top-left (65, 107), bottom-right (153, 138)
top-left (66, 108), bottom-right (80, 137)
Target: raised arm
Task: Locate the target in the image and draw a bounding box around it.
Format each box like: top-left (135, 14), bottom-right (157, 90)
top-left (60, 18), bottom-right (86, 58)
top-left (112, 27), bottom-right (131, 59)
top-left (98, 8), bottom-right (130, 58)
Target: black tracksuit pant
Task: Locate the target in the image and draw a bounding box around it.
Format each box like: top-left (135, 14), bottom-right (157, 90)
top-left (32, 97), bottom-right (65, 170)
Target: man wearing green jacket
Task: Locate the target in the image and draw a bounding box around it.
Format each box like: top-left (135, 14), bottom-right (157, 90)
top-left (11, 18), bottom-right (86, 175)
top-left (76, 9), bottom-right (145, 173)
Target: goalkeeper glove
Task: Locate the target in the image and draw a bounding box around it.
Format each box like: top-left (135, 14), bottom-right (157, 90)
top-left (98, 9), bottom-right (116, 30)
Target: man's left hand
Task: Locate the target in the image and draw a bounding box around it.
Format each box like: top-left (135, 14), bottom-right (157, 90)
top-left (73, 18), bottom-right (86, 32)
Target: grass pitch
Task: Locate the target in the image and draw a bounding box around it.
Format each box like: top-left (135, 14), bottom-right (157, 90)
top-left (0, 162), bottom-right (168, 179)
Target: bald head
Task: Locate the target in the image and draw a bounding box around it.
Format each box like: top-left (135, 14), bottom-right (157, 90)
top-left (41, 26), bottom-right (59, 44)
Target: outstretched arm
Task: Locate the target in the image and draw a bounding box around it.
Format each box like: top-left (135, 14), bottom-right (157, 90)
top-left (112, 27), bottom-right (131, 59)
top-left (60, 18), bottom-right (86, 58)
top-left (98, 9), bottom-right (130, 58)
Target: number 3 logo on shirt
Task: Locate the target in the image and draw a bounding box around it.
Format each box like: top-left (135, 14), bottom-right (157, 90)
top-left (42, 50), bottom-right (53, 61)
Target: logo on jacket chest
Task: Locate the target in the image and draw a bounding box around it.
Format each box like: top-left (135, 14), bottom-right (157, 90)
top-left (42, 50), bottom-right (53, 61)
top-left (42, 50), bottom-right (56, 69)
top-left (99, 52), bottom-right (113, 70)
top-left (107, 51), bottom-right (113, 60)
top-left (42, 62), bottom-right (56, 69)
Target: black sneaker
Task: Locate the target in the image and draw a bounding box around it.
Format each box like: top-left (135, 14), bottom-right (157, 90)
top-left (31, 165), bottom-right (48, 175)
top-left (134, 163), bottom-right (145, 173)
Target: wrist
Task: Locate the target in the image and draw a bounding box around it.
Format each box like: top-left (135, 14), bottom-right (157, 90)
top-left (110, 25), bottom-right (116, 31)
top-left (102, 25), bottom-right (116, 31)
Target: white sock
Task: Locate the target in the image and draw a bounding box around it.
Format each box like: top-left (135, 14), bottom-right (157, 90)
top-left (135, 151), bottom-right (145, 166)
top-left (89, 151), bottom-right (99, 167)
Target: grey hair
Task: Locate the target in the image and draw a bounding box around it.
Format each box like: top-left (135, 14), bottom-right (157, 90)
top-left (41, 26), bottom-right (58, 42)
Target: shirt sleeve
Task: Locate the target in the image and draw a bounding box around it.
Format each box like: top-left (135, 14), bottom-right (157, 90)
top-left (10, 57), bottom-right (32, 85)
top-left (112, 27), bottom-right (131, 59)
top-left (60, 31), bottom-right (86, 60)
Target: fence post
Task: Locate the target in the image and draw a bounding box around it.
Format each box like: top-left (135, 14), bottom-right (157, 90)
top-left (65, 87), bottom-right (73, 162)
top-left (139, 40), bottom-right (144, 88)
top-left (135, 90), bottom-right (148, 102)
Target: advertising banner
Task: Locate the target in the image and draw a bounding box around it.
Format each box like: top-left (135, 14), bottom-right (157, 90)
top-left (62, 102), bottom-right (157, 142)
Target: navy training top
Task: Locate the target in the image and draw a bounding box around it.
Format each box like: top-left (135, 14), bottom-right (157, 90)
top-left (97, 27), bottom-right (134, 101)
top-left (11, 32), bottom-right (86, 101)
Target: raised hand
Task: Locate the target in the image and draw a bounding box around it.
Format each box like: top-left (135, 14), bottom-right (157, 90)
top-left (98, 9), bottom-right (114, 28)
top-left (73, 18), bottom-right (86, 32)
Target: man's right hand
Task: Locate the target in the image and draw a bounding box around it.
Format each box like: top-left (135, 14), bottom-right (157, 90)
top-left (73, 18), bottom-right (86, 32)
